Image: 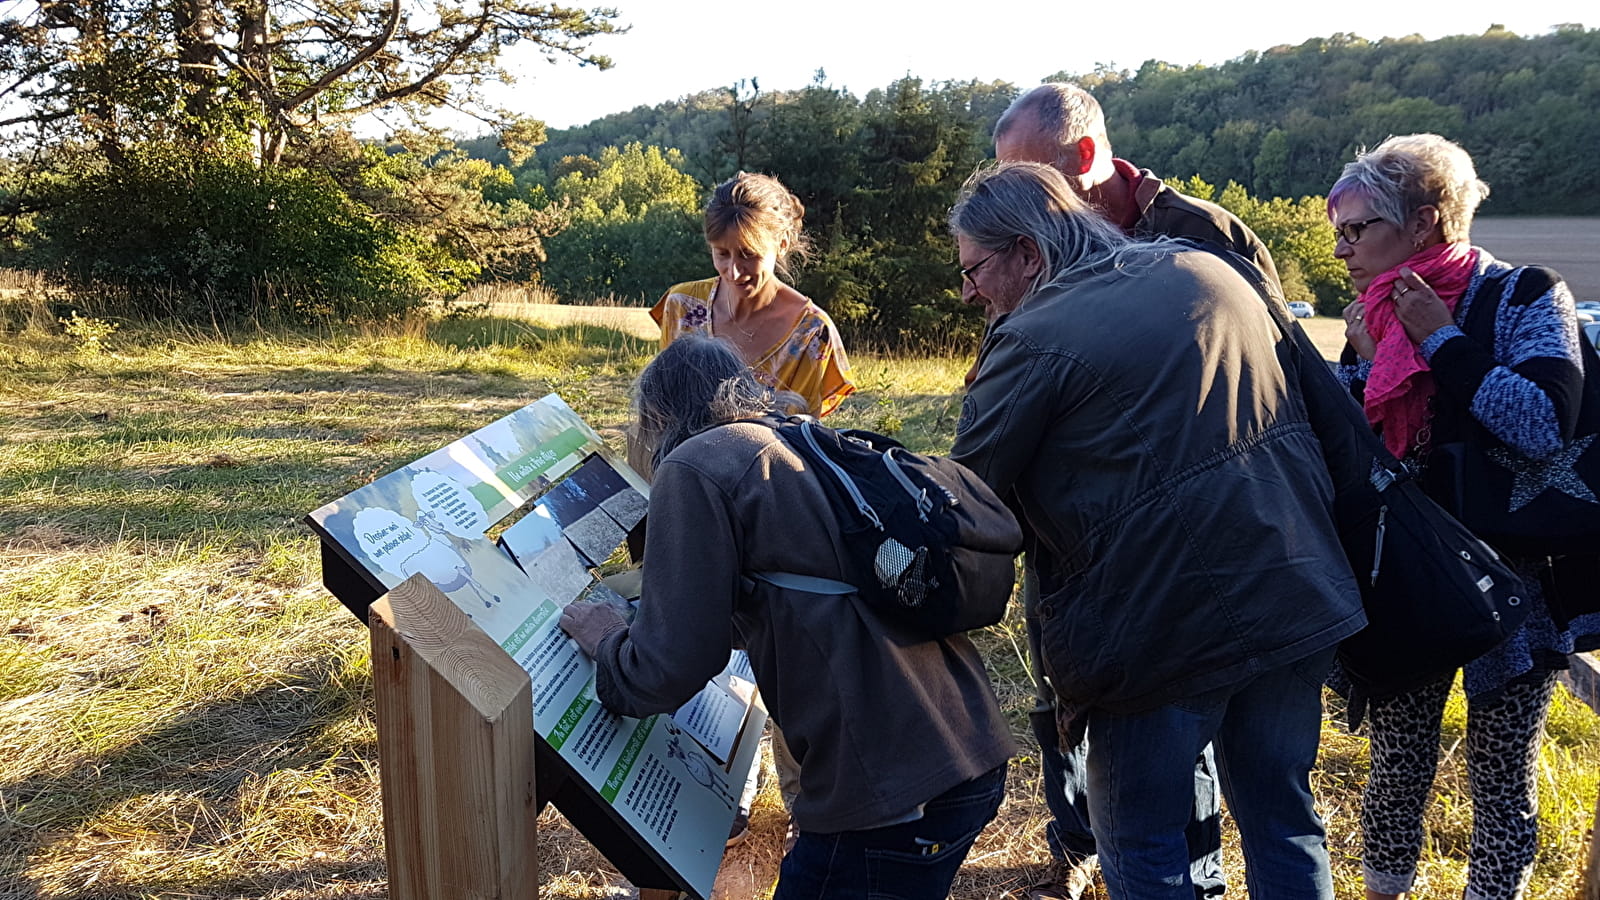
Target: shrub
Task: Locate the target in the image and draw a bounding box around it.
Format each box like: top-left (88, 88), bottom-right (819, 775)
top-left (25, 144), bottom-right (470, 322)
top-left (538, 144), bottom-right (706, 304)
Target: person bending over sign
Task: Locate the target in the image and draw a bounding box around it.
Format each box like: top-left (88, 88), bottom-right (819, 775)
top-left (560, 334), bottom-right (1014, 900)
top-left (653, 172), bottom-right (858, 845)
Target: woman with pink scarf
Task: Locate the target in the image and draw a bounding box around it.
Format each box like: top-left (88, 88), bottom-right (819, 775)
top-left (1331, 134), bottom-right (1600, 900)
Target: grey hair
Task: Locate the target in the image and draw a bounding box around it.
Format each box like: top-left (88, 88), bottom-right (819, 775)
top-left (949, 161), bottom-right (1149, 299)
top-left (1328, 134), bottom-right (1489, 243)
top-left (628, 334), bottom-right (781, 478)
top-left (993, 83), bottom-right (1107, 155)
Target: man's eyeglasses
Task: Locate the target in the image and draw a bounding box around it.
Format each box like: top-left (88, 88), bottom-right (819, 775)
top-left (1335, 216), bottom-right (1387, 245)
top-left (959, 246), bottom-right (1009, 284)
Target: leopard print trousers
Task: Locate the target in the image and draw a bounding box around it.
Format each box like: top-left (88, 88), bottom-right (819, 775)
top-left (1361, 671), bottom-right (1556, 899)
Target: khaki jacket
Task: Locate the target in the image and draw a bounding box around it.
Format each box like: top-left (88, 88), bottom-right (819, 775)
top-left (953, 247), bottom-right (1363, 714)
top-left (1126, 162), bottom-right (1282, 290)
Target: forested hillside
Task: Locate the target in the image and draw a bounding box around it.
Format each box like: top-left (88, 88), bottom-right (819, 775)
top-left (3, 14), bottom-right (1594, 341)
top-left (1085, 25), bottom-right (1600, 214)
top-left (452, 25), bottom-right (1596, 332)
top-left (516, 25), bottom-right (1599, 216)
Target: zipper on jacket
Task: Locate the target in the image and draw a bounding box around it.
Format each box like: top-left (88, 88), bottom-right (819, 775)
top-left (882, 448), bottom-right (935, 521)
top-left (800, 421), bottom-right (883, 530)
top-left (1370, 505), bottom-right (1388, 586)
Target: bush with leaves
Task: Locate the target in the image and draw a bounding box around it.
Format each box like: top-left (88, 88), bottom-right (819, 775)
top-left (357, 130), bottom-right (564, 284)
top-left (538, 143), bottom-right (707, 304)
top-left (23, 143), bottom-right (471, 322)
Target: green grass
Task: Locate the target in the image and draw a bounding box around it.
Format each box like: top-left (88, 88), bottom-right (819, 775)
top-left (1, 314), bottom-right (1597, 898)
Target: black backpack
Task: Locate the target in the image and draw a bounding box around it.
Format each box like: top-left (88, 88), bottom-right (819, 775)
top-left (746, 416), bottom-right (1024, 636)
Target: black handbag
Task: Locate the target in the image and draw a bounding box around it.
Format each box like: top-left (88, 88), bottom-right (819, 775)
top-left (1421, 269), bottom-right (1600, 560)
top-left (1329, 462), bottom-right (1528, 696)
top-left (1212, 248), bottom-right (1532, 698)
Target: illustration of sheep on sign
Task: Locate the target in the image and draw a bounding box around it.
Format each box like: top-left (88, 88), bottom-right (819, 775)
top-left (350, 469), bottom-right (502, 609)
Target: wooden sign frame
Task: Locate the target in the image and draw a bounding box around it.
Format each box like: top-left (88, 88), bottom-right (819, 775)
top-left (306, 395), bottom-right (762, 899)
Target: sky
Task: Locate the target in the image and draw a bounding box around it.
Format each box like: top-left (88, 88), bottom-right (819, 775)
top-left (459, 0), bottom-right (1592, 133)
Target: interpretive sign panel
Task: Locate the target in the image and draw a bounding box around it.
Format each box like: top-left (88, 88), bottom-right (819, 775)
top-left (305, 394), bottom-right (762, 899)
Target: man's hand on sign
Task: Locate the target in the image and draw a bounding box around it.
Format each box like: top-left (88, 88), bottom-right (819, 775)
top-left (559, 600), bottom-right (628, 656)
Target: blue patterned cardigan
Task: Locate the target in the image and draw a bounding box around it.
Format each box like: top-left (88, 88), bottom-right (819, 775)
top-left (1338, 249), bottom-right (1600, 697)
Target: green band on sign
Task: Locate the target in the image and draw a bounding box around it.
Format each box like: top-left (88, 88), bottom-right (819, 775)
top-left (501, 600), bottom-right (557, 657)
top-left (601, 716), bottom-right (655, 802)
top-left (468, 481), bottom-right (505, 512)
top-left (499, 428), bottom-right (593, 489)
top-left (547, 678), bottom-right (595, 750)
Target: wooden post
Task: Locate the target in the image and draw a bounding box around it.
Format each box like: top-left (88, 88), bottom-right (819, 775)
top-left (1561, 653), bottom-right (1600, 900)
top-left (370, 574), bottom-right (538, 900)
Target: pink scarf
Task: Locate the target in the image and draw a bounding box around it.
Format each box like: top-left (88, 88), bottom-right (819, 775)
top-left (1363, 241), bottom-right (1478, 458)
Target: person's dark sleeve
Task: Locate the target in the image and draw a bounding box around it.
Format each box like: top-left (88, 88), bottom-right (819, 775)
top-left (591, 456), bottom-right (742, 717)
top-left (1159, 193), bottom-right (1282, 295)
top-left (1336, 344), bottom-right (1370, 404)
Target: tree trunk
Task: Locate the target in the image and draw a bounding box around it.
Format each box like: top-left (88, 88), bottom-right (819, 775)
top-left (174, 0), bottom-right (220, 118)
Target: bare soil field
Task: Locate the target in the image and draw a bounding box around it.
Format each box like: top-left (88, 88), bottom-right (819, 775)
top-left (1475, 217), bottom-right (1600, 301)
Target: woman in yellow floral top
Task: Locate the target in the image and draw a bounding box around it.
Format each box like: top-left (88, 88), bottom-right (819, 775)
top-left (651, 172), bottom-right (855, 417)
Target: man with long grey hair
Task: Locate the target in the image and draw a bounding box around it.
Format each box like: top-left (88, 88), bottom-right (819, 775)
top-left (949, 162), bottom-right (1363, 900)
top-left (990, 81), bottom-right (1285, 900)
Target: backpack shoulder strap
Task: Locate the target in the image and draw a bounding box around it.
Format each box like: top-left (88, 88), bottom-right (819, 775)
top-left (743, 570), bottom-right (857, 595)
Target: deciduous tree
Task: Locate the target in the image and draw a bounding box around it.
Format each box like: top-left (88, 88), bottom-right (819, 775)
top-left (539, 142), bottom-right (704, 302)
top-left (0, 0), bottom-right (622, 164)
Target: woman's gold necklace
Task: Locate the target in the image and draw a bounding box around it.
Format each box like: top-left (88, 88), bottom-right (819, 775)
top-left (713, 280), bottom-right (760, 339)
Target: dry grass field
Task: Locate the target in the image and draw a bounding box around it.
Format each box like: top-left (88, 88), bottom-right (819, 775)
top-left (1299, 315), bottom-right (1350, 362)
top-left (490, 295), bottom-right (1355, 364)
top-left (454, 283), bottom-right (659, 341)
top-left (2, 294), bottom-right (1598, 899)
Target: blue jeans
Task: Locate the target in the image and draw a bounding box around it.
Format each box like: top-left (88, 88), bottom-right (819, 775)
top-left (1024, 569), bottom-right (1224, 897)
top-left (1085, 648), bottom-right (1336, 900)
top-left (774, 764), bottom-right (1007, 900)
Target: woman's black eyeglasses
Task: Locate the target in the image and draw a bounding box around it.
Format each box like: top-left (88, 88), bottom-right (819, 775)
top-left (1335, 216), bottom-right (1387, 245)
top-left (959, 246), bottom-right (1009, 284)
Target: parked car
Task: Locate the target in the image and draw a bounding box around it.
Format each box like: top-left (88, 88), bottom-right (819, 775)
top-left (1576, 300), bottom-right (1600, 314)
top-left (1586, 321), bottom-right (1600, 352)
top-left (1288, 301), bottom-right (1315, 318)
